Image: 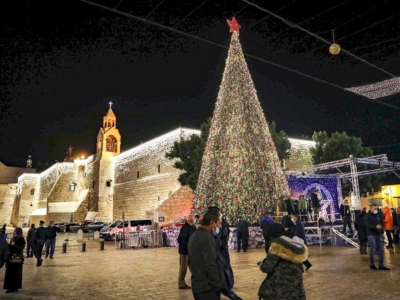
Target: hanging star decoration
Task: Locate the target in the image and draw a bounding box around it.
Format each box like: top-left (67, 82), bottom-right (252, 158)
top-left (227, 17), bottom-right (241, 35)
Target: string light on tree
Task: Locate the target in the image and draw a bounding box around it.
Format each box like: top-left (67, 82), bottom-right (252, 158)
top-left (192, 18), bottom-right (290, 225)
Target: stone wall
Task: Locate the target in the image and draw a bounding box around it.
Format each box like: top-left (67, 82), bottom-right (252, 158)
top-left (14, 174), bottom-right (41, 226)
top-left (155, 186), bottom-right (195, 223)
top-left (0, 184), bottom-right (17, 225)
top-left (112, 129), bottom-right (195, 221)
top-left (0, 161), bottom-right (36, 184)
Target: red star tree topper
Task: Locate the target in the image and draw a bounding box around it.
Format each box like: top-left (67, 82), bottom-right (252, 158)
top-left (227, 17), bottom-right (241, 35)
top-left (192, 18), bottom-right (290, 225)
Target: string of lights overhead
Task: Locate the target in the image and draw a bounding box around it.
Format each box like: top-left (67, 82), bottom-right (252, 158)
top-left (80, 0), bottom-right (399, 109)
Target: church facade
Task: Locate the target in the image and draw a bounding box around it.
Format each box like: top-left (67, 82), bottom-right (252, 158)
top-left (0, 106), bottom-right (314, 228)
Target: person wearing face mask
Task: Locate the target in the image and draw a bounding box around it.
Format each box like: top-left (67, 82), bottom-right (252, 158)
top-left (188, 209), bottom-right (223, 300)
top-left (177, 215), bottom-right (196, 290)
top-left (364, 204), bottom-right (390, 270)
top-left (208, 206), bottom-right (242, 300)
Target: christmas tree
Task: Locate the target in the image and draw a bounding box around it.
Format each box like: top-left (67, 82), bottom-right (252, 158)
top-left (192, 17), bottom-right (290, 225)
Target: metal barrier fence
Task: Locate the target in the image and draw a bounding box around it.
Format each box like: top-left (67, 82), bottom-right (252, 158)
top-left (114, 231), bottom-right (164, 249)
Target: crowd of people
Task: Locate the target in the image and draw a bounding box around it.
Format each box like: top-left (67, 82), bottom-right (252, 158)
top-left (0, 220), bottom-right (61, 293)
top-left (176, 206), bottom-right (313, 300)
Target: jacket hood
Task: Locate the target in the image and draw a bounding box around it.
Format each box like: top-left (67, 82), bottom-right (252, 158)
top-left (269, 236), bottom-right (308, 264)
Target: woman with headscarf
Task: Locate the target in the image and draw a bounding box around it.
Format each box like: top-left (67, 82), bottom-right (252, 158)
top-left (258, 223), bottom-right (307, 300)
top-left (3, 227), bottom-right (26, 293)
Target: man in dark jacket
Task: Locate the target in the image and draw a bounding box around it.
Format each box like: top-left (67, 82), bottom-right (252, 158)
top-left (208, 206), bottom-right (242, 300)
top-left (26, 224), bottom-right (36, 258)
top-left (260, 213), bottom-right (274, 254)
top-left (0, 231), bottom-right (8, 269)
top-left (284, 195), bottom-right (295, 216)
top-left (45, 220), bottom-right (60, 259)
top-left (340, 200), bottom-right (354, 235)
top-left (235, 217), bottom-right (249, 252)
top-left (364, 204), bottom-right (390, 270)
top-left (188, 209), bottom-right (222, 300)
top-left (290, 214), bottom-right (312, 270)
top-left (311, 189), bottom-right (321, 222)
top-left (354, 207), bottom-right (368, 254)
top-left (34, 220), bottom-right (48, 267)
top-left (177, 215), bottom-right (196, 289)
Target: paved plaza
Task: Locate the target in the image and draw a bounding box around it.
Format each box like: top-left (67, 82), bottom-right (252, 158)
top-left (1, 233), bottom-right (400, 300)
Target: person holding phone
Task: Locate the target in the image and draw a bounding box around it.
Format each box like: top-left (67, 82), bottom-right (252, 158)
top-left (257, 223), bottom-right (307, 300)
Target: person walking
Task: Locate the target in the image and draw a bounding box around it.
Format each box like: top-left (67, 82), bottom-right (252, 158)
top-left (260, 213), bottom-right (274, 254)
top-left (188, 209), bottom-right (222, 300)
top-left (257, 223), bottom-right (307, 300)
top-left (364, 204), bottom-right (390, 270)
top-left (354, 207), bottom-right (368, 254)
top-left (382, 206), bottom-right (394, 248)
top-left (26, 224), bottom-right (36, 258)
top-left (45, 220), bottom-right (60, 259)
top-left (235, 216), bottom-right (249, 252)
top-left (311, 189), bottom-right (321, 222)
top-left (290, 214), bottom-right (312, 271)
top-left (177, 214), bottom-right (196, 290)
top-left (34, 220), bottom-right (47, 267)
top-left (3, 227), bottom-right (26, 293)
top-left (340, 200), bottom-right (354, 236)
top-left (208, 206), bottom-right (242, 300)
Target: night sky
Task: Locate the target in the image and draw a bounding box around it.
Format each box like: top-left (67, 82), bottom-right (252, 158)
top-left (1, 0), bottom-right (399, 171)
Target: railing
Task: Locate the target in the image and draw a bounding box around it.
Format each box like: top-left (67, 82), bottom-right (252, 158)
top-left (113, 231), bottom-right (164, 249)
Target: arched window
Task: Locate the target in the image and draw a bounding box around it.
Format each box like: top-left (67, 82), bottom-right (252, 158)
top-left (30, 189), bottom-right (35, 196)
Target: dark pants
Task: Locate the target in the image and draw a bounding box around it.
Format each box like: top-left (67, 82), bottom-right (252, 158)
top-left (237, 232), bottom-right (248, 251)
top-left (26, 243), bottom-right (34, 257)
top-left (45, 238), bottom-right (56, 258)
top-left (342, 216), bottom-right (353, 234)
top-left (368, 235), bottom-right (384, 266)
top-left (194, 290), bottom-right (221, 300)
top-left (313, 207), bottom-right (320, 222)
top-left (263, 235), bottom-right (270, 254)
top-left (34, 243), bottom-right (45, 260)
top-left (300, 210), bottom-right (308, 222)
top-left (386, 230), bottom-right (393, 245)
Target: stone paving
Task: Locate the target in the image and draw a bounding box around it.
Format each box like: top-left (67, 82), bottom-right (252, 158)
top-left (1, 232), bottom-right (400, 300)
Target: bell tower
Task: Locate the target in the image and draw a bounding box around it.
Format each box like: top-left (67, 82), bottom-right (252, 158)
top-left (96, 101), bottom-right (121, 155)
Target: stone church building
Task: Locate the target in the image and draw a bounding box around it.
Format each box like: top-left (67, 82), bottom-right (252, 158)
top-left (0, 106), bottom-right (314, 228)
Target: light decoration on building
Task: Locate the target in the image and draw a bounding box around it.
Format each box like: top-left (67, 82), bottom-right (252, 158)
top-left (192, 18), bottom-right (290, 225)
top-left (286, 175), bottom-right (340, 215)
top-left (346, 77), bottom-right (400, 99)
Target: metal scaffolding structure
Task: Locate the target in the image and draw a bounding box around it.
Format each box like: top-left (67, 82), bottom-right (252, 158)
top-left (307, 154), bottom-right (400, 209)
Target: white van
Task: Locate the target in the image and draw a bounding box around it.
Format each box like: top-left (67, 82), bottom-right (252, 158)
top-left (110, 219), bottom-right (155, 239)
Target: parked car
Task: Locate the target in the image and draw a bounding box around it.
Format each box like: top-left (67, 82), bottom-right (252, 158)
top-left (53, 222), bottom-right (67, 232)
top-left (66, 222), bottom-right (82, 232)
top-left (83, 221), bottom-right (108, 233)
top-left (110, 219), bottom-right (155, 241)
top-left (100, 220), bottom-right (122, 241)
top-left (80, 220), bottom-right (94, 232)
top-left (160, 216), bottom-right (187, 230)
